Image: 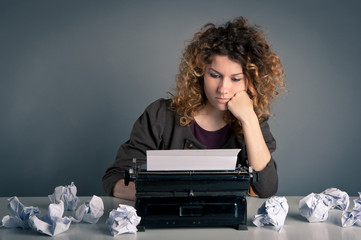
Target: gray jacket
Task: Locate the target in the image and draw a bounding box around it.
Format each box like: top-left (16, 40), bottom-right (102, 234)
top-left (102, 98), bottom-right (278, 198)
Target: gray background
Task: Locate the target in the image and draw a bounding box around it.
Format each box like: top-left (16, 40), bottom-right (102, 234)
top-left (1, 0), bottom-right (360, 197)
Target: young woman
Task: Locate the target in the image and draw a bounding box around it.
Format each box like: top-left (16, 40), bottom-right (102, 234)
top-left (102, 17), bottom-right (285, 200)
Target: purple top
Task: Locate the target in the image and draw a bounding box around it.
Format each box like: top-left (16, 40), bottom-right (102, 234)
top-left (190, 121), bottom-right (232, 149)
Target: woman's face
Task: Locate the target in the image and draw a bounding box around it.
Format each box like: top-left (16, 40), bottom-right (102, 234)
top-left (203, 55), bottom-right (247, 112)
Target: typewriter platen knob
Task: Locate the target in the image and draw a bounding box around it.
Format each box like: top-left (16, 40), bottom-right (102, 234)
top-left (124, 170), bottom-right (130, 186)
top-left (124, 168), bottom-right (135, 186)
top-left (249, 166), bottom-right (253, 178)
top-left (249, 166), bottom-right (260, 184)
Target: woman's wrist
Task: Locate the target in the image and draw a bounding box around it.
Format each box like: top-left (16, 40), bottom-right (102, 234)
top-left (239, 111), bottom-right (258, 127)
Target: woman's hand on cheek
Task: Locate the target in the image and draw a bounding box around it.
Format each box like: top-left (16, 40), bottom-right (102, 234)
top-left (227, 91), bottom-right (256, 123)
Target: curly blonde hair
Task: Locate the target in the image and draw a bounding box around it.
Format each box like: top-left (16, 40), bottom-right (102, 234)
top-left (169, 17), bottom-right (285, 136)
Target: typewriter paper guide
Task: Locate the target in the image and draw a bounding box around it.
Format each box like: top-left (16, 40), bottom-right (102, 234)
top-left (146, 149), bottom-right (241, 171)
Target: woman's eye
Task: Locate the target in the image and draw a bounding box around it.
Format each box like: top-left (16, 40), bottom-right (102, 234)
top-left (209, 72), bottom-right (220, 78)
top-left (232, 78), bottom-right (242, 82)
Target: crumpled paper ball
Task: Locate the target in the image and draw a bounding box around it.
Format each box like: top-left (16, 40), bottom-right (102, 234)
top-left (342, 192), bottom-right (361, 227)
top-left (1, 196), bottom-right (40, 229)
top-left (253, 196), bottom-right (289, 231)
top-left (70, 195), bottom-right (104, 223)
top-left (299, 188), bottom-right (350, 223)
top-left (322, 188), bottom-right (349, 210)
top-left (105, 204), bottom-right (141, 235)
top-left (28, 201), bottom-right (71, 236)
top-left (48, 182), bottom-right (80, 211)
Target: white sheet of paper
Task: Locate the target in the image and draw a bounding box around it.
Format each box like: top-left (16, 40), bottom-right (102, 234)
top-left (146, 149), bottom-right (241, 171)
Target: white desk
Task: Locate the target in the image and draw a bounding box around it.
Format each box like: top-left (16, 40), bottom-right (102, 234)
top-left (0, 196), bottom-right (360, 240)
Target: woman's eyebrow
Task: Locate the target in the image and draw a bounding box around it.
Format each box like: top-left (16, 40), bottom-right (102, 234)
top-left (209, 67), bottom-right (243, 76)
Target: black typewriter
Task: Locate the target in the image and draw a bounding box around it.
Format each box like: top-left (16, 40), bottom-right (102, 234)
top-left (124, 155), bottom-right (259, 231)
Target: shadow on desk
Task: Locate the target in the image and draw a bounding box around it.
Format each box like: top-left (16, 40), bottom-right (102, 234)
top-left (287, 212), bottom-right (307, 222)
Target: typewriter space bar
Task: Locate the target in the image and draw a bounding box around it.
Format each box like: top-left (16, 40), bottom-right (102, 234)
top-left (179, 206), bottom-right (203, 217)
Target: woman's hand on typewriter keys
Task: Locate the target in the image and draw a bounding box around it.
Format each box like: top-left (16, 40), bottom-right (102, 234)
top-left (113, 179), bottom-right (136, 201)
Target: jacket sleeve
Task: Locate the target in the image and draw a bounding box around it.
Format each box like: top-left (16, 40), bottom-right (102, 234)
top-left (102, 99), bottom-right (166, 196)
top-left (251, 118), bottom-right (278, 198)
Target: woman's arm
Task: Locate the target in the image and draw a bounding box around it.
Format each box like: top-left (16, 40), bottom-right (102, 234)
top-left (113, 179), bottom-right (136, 201)
top-left (228, 91), bottom-right (278, 197)
top-left (240, 113), bottom-right (271, 171)
top-left (102, 99), bottom-right (168, 198)
top-left (227, 91), bottom-right (271, 171)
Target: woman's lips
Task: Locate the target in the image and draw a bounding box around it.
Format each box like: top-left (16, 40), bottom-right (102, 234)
top-left (216, 97), bottom-right (230, 103)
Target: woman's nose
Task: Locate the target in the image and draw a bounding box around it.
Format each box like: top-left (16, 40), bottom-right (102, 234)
top-left (217, 79), bottom-right (230, 94)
